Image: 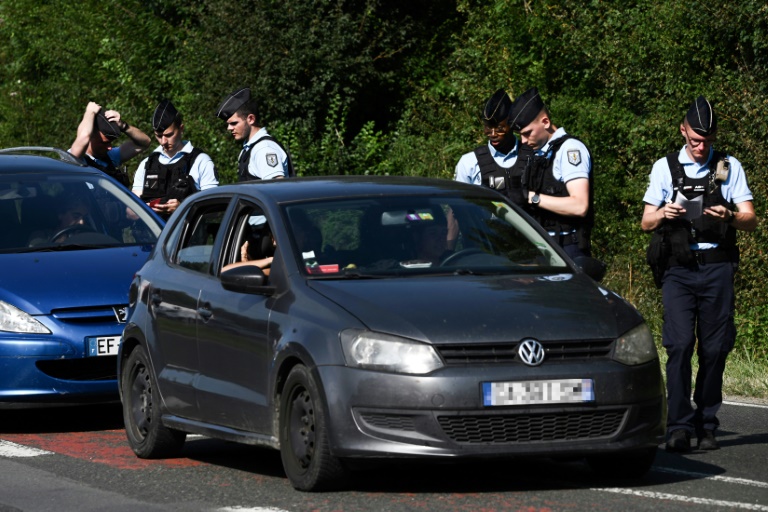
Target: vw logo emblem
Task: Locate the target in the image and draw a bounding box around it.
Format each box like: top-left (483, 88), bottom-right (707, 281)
top-left (518, 339), bottom-right (545, 366)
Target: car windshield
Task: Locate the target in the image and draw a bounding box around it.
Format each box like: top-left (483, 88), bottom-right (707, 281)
top-left (283, 194), bottom-right (568, 277)
top-left (0, 174), bottom-right (162, 252)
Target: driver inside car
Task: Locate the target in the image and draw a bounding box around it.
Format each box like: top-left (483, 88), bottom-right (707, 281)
top-left (28, 193), bottom-right (92, 245)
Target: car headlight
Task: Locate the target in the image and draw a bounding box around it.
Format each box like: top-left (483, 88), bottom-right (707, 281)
top-left (612, 322), bottom-right (657, 365)
top-left (0, 301), bottom-right (51, 334)
top-left (341, 330), bottom-right (444, 374)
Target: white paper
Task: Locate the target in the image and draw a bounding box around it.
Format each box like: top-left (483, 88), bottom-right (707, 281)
top-left (673, 193), bottom-right (703, 220)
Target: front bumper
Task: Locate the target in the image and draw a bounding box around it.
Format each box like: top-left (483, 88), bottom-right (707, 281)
top-left (317, 359), bottom-right (665, 459)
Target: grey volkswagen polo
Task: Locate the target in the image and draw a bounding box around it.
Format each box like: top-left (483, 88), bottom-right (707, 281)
top-left (119, 176), bottom-right (664, 491)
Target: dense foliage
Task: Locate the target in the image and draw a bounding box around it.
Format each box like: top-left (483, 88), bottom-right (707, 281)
top-left (0, 0), bottom-right (765, 355)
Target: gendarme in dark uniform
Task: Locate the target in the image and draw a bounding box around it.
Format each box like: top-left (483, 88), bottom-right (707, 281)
top-left (509, 87), bottom-right (594, 258)
top-left (132, 100), bottom-right (218, 219)
top-left (216, 87), bottom-right (294, 181)
top-left (454, 89), bottom-right (532, 208)
top-left (641, 96), bottom-right (757, 452)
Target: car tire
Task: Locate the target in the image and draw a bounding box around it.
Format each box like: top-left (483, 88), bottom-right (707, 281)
top-left (121, 345), bottom-right (186, 459)
top-left (279, 364), bottom-right (348, 491)
top-left (586, 446), bottom-right (657, 478)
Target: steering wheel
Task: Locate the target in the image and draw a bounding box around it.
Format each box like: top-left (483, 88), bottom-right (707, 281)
top-left (48, 224), bottom-right (95, 243)
top-left (440, 247), bottom-right (484, 266)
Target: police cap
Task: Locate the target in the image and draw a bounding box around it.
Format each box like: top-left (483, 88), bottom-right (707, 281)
top-left (508, 87), bottom-right (545, 131)
top-left (96, 109), bottom-right (121, 140)
top-left (216, 87), bottom-right (251, 121)
top-left (153, 99), bottom-right (179, 132)
top-left (482, 89), bottom-right (512, 124)
top-left (685, 95), bottom-right (717, 136)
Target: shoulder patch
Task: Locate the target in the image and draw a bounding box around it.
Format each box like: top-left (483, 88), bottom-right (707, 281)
top-left (567, 150), bottom-right (582, 166)
top-left (266, 153), bottom-right (278, 167)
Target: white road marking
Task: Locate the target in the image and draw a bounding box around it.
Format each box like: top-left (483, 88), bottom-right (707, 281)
top-left (655, 467), bottom-right (768, 489)
top-left (0, 440), bottom-right (52, 457)
top-left (218, 508), bottom-right (292, 512)
top-left (594, 487), bottom-right (768, 511)
top-left (724, 400), bottom-right (768, 409)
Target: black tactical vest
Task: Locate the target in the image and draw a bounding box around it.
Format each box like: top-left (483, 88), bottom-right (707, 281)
top-left (85, 155), bottom-right (130, 188)
top-left (238, 135), bottom-right (295, 181)
top-left (526, 135), bottom-right (594, 251)
top-left (666, 151), bottom-right (737, 254)
top-left (140, 148), bottom-right (203, 203)
top-left (474, 142), bottom-right (533, 208)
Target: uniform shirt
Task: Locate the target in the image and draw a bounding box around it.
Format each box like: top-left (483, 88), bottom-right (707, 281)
top-left (454, 139), bottom-right (521, 184)
top-left (643, 145), bottom-right (753, 250)
top-left (240, 127), bottom-right (289, 180)
top-left (132, 141), bottom-right (218, 195)
top-left (538, 127), bottom-right (591, 184)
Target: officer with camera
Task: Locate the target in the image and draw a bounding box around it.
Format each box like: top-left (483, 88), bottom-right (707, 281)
top-left (641, 96), bottom-right (757, 452)
top-left (132, 100), bottom-right (219, 219)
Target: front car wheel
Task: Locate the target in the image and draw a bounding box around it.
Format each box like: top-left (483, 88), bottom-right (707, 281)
top-left (121, 345), bottom-right (186, 458)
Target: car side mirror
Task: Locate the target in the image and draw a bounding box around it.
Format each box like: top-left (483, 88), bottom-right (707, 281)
top-left (220, 265), bottom-right (276, 295)
top-left (572, 256), bottom-right (607, 282)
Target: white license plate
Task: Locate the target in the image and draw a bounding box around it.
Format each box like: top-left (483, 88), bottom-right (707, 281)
top-left (483, 379), bottom-right (595, 406)
top-left (86, 336), bottom-right (121, 357)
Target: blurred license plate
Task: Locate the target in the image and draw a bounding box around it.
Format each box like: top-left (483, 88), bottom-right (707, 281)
top-left (483, 379), bottom-right (594, 406)
top-left (86, 336), bottom-right (121, 357)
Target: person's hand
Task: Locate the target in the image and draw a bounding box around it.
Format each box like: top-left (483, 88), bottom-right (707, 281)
top-left (659, 202), bottom-right (686, 220)
top-left (240, 241), bottom-right (250, 262)
top-left (104, 109), bottom-right (128, 131)
top-left (86, 102), bottom-right (102, 115)
top-left (704, 205), bottom-right (733, 223)
top-left (152, 199), bottom-right (180, 214)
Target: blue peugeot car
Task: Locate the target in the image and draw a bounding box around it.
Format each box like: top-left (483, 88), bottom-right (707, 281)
top-left (0, 148), bottom-right (163, 408)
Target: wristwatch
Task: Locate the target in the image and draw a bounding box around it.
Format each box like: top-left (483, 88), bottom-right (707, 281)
top-left (531, 193), bottom-right (541, 207)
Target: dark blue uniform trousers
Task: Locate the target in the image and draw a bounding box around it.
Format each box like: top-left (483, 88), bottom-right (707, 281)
top-left (661, 261), bottom-right (736, 435)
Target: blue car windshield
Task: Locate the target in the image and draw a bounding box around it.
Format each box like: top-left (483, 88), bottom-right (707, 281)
top-left (0, 174), bottom-right (162, 252)
top-left (283, 194), bottom-right (568, 277)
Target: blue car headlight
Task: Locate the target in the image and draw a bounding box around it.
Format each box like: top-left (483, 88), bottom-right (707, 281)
top-left (612, 322), bottom-right (657, 365)
top-left (341, 330), bottom-right (444, 374)
top-left (0, 301), bottom-right (50, 334)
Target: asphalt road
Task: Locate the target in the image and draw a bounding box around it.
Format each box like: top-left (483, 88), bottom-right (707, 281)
top-left (0, 399), bottom-right (766, 512)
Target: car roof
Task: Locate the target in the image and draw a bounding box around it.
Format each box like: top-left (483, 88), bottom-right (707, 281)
top-left (211, 175), bottom-right (499, 204)
top-left (0, 147), bottom-right (95, 176)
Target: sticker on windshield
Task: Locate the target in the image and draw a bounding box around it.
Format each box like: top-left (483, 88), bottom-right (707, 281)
top-left (538, 274), bottom-right (573, 282)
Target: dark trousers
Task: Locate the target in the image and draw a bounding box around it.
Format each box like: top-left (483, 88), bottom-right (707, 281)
top-left (661, 261), bottom-right (736, 435)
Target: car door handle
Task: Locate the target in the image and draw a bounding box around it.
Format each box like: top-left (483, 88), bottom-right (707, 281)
top-left (198, 304), bottom-right (213, 321)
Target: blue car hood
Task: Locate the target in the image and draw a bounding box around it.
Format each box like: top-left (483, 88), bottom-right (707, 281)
top-left (0, 246), bottom-right (152, 315)
top-left (307, 273), bottom-right (642, 343)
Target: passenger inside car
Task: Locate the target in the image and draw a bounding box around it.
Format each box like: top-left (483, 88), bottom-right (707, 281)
top-left (222, 221), bottom-right (275, 274)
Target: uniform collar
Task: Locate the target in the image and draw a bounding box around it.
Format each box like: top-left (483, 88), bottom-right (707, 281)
top-left (245, 127), bottom-right (270, 149)
top-left (540, 127), bottom-right (567, 155)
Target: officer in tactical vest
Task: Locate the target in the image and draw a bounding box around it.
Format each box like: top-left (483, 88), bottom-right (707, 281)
top-left (216, 87), bottom-right (294, 180)
top-left (69, 101), bottom-right (151, 188)
top-left (508, 87), bottom-right (594, 258)
top-left (132, 100), bottom-right (219, 219)
top-left (454, 89), bottom-right (532, 208)
top-left (641, 96), bottom-right (756, 453)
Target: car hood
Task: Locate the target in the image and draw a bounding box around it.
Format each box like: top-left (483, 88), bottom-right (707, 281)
top-left (0, 246), bottom-right (153, 315)
top-left (307, 273), bottom-right (643, 343)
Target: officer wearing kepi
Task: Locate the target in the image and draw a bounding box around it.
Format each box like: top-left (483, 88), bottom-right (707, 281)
top-left (216, 87), bottom-right (294, 180)
top-left (132, 100), bottom-right (219, 219)
top-left (641, 96), bottom-right (757, 452)
top-left (454, 89), bottom-right (532, 208)
top-left (508, 87), bottom-right (594, 258)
